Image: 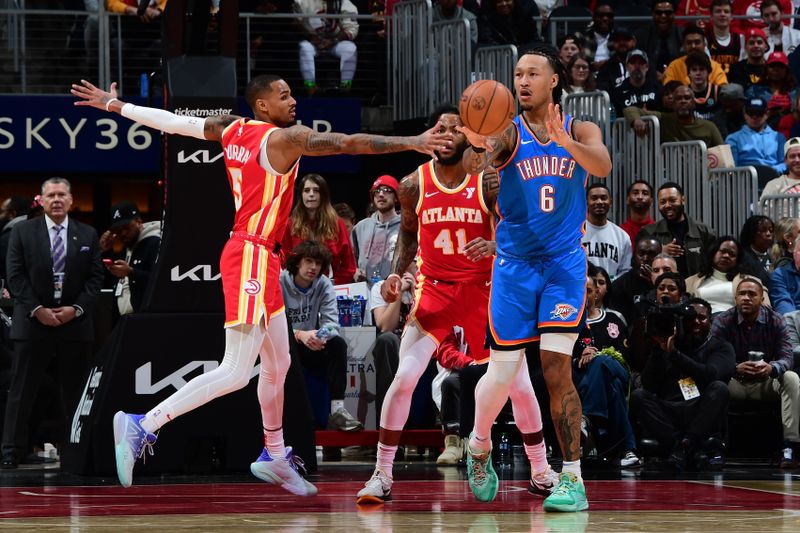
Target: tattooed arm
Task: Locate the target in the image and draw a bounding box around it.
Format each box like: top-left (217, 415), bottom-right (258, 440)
top-left (380, 171), bottom-right (420, 303)
top-left (459, 122), bottom-right (517, 175)
top-left (464, 166), bottom-right (499, 262)
top-left (266, 124), bottom-right (449, 174)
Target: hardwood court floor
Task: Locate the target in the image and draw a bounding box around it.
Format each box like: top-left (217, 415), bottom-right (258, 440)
top-left (0, 462), bottom-right (798, 531)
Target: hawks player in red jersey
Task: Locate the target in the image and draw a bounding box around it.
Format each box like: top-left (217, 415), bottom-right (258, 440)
top-left (356, 106), bottom-right (556, 504)
top-left (72, 76), bottom-right (447, 494)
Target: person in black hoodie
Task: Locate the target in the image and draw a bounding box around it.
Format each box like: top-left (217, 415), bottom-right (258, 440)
top-left (477, 0), bottom-right (541, 51)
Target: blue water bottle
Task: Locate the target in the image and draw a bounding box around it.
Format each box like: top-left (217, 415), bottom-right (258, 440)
top-left (140, 73), bottom-right (149, 98)
top-left (498, 432), bottom-right (512, 469)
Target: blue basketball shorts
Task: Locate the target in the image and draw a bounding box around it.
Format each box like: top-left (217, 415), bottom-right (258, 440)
top-left (487, 246), bottom-right (588, 350)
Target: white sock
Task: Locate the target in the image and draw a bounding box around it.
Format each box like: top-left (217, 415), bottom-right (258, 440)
top-left (562, 459), bottom-right (582, 479)
top-left (331, 399), bottom-right (344, 412)
top-left (525, 442), bottom-right (549, 475)
top-left (265, 427), bottom-right (285, 458)
top-left (376, 442), bottom-right (397, 479)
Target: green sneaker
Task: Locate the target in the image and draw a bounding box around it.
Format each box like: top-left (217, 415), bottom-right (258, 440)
top-left (542, 472), bottom-right (589, 512)
top-left (466, 439), bottom-right (498, 502)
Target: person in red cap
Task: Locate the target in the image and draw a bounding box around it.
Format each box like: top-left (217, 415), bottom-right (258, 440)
top-left (352, 174), bottom-right (400, 288)
top-left (729, 27), bottom-right (770, 91)
top-left (765, 51), bottom-right (795, 131)
top-left (761, 0), bottom-right (800, 56)
top-left (777, 93), bottom-right (800, 138)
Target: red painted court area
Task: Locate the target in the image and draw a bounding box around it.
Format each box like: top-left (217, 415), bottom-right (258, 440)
top-left (0, 480), bottom-right (795, 519)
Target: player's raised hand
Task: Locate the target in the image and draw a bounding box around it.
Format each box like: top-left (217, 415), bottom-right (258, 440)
top-left (413, 121), bottom-right (452, 157)
top-left (456, 125), bottom-right (494, 152)
top-left (380, 273), bottom-right (403, 303)
top-left (545, 103), bottom-right (571, 146)
top-left (71, 80), bottom-right (118, 112)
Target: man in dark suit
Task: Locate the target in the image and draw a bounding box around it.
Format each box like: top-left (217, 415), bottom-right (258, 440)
top-left (1, 177), bottom-right (103, 468)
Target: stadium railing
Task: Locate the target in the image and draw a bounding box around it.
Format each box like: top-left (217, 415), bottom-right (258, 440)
top-left (473, 44), bottom-right (518, 94)
top-left (563, 90), bottom-right (611, 144)
top-left (760, 194), bottom-right (800, 222)
top-left (661, 140), bottom-right (708, 221)
top-left (388, 0), bottom-right (432, 120)
top-left (706, 166), bottom-right (760, 237)
top-left (430, 18), bottom-right (472, 116)
top-left (608, 116), bottom-right (661, 223)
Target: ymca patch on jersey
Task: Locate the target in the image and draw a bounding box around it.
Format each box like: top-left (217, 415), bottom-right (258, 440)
top-left (549, 303), bottom-right (578, 321)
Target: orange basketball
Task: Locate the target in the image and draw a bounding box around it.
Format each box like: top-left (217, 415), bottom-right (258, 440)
top-left (458, 80), bottom-right (516, 136)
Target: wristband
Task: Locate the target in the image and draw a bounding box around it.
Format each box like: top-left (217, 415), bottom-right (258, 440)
top-left (105, 98), bottom-right (119, 112)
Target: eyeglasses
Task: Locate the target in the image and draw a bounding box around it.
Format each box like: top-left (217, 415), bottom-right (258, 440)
top-left (372, 186), bottom-right (394, 195)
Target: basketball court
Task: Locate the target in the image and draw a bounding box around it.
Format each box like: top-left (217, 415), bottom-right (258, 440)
top-left (1, 459), bottom-right (798, 531)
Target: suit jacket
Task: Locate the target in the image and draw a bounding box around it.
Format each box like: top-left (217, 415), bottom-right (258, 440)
top-left (5, 217), bottom-right (104, 341)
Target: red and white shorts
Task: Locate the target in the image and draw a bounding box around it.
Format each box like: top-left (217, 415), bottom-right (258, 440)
top-left (409, 275), bottom-right (490, 360)
top-left (220, 234), bottom-right (284, 328)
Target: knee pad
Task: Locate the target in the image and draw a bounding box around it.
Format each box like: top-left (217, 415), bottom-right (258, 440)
top-left (540, 332), bottom-right (579, 355)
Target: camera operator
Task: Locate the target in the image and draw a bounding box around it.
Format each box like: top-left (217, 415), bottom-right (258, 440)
top-left (710, 276), bottom-right (800, 468)
top-left (631, 294), bottom-right (736, 470)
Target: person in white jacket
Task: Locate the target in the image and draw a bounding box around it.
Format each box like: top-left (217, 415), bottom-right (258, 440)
top-left (762, 0), bottom-right (800, 56)
top-left (294, 0), bottom-right (359, 94)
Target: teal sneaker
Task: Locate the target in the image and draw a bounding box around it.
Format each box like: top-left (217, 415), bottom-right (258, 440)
top-left (543, 472), bottom-right (588, 512)
top-left (466, 439), bottom-right (498, 502)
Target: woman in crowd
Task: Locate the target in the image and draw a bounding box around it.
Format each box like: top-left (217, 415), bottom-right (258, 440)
top-left (572, 265), bottom-right (640, 468)
top-left (777, 93), bottom-right (800, 140)
top-left (685, 236), bottom-right (768, 315)
top-left (739, 215), bottom-right (775, 288)
top-left (771, 217), bottom-right (800, 271)
top-left (282, 173), bottom-right (356, 285)
top-left (563, 55), bottom-right (596, 96)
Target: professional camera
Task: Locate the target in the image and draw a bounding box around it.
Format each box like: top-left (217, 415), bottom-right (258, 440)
top-left (634, 295), bottom-right (696, 338)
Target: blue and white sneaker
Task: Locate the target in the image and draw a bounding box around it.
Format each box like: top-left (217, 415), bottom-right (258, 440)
top-left (250, 447), bottom-right (318, 496)
top-left (113, 411), bottom-right (157, 488)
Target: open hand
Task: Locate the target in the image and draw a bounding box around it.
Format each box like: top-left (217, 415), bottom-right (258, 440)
top-left (545, 103), bottom-right (571, 147)
top-left (71, 80), bottom-right (118, 112)
top-left (380, 274), bottom-right (402, 303)
top-left (464, 237), bottom-right (496, 261)
top-left (414, 121), bottom-right (452, 157)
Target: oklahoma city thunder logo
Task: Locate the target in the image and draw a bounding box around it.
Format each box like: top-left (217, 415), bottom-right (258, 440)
top-left (550, 303), bottom-right (578, 320)
top-left (244, 279), bottom-right (262, 295)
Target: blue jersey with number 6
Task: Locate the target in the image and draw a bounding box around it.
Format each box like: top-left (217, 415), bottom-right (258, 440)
top-left (494, 114), bottom-right (588, 260)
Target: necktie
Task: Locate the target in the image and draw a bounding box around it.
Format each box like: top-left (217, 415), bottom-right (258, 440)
top-left (52, 225), bottom-right (66, 273)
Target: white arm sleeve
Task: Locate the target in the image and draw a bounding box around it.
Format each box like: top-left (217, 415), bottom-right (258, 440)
top-left (120, 103), bottom-right (207, 140)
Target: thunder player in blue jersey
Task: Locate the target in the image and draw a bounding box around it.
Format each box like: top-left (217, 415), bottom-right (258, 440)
top-left (458, 46), bottom-right (612, 511)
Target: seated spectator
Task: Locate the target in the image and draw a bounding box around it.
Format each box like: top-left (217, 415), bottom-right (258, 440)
top-left (106, 0), bottom-right (165, 20)
top-left (99, 201), bottom-right (161, 316)
top-left (563, 55), bottom-right (596, 96)
top-left (591, 264), bottom-right (618, 317)
top-left (726, 96), bottom-right (788, 176)
top-left (573, 267), bottom-right (640, 467)
top-left (733, 0), bottom-right (793, 34)
top-left (713, 82), bottom-right (747, 137)
top-left (597, 27), bottom-right (637, 95)
top-left (477, 0), bottom-right (542, 51)
top-left (686, 236), bottom-right (770, 314)
top-left (634, 1), bottom-right (683, 80)
top-left (625, 85), bottom-right (725, 147)
top-left (686, 51), bottom-right (722, 120)
top-left (282, 173), bottom-right (356, 285)
top-left (611, 50), bottom-right (661, 117)
top-left (620, 180), bottom-right (655, 247)
top-left (761, 137), bottom-right (800, 204)
top-left (776, 93), bottom-right (800, 139)
top-left (771, 238), bottom-right (800, 314)
top-left (435, 327), bottom-right (485, 465)
top-left (729, 28), bottom-right (770, 92)
top-left (333, 202), bottom-right (357, 234)
top-left (294, 0), bottom-right (359, 95)
top-left (0, 197), bottom-right (30, 284)
top-left (281, 240), bottom-right (362, 431)
top-left (740, 214), bottom-right (776, 287)
top-left (638, 181), bottom-right (717, 278)
top-left (370, 273), bottom-right (416, 420)
top-left (711, 276), bottom-right (800, 468)
top-left (771, 217), bottom-right (800, 270)
top-left (610, 236), bottom-right (663, 328)
top-left (575, 2), bottom-right (614, 70)
top-left (769, 93), bottom-right (794, 132)
top-left (581, 183), bottom-right (632, 280)
top-left (761, 0), bottom-right (800, 56)
top-left (660, 80), bottom-right (683, 111)
top-left (352, 175), bottom-right (400, 288)
top-left (433, 0), bottom-right (478, 48)
top-left (706, 0), bottom-right (743, 76)
top-left (663, 25), bottom-right (729, 87)
top-left (557, 34), bottom-right (584, 68)
top-left (631, 297), bottom-right (736, 470)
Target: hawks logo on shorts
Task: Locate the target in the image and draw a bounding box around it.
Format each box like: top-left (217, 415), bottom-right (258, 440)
top-left (549, 303), bottom-right (578, 321)
top-left (244, 279), bottom-right (262, 296)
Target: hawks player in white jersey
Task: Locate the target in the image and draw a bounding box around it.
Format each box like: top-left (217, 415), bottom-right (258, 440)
top-left (72, 76), bottom-right (448, 494)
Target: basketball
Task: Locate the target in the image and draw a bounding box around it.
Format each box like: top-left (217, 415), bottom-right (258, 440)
top-left (459, 80), bottom-right (516, 136)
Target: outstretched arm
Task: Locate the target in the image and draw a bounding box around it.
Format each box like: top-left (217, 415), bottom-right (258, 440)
top-left (71, 80), bottom-right (239, 143)
top-left (457, 122), bottom-right (516, 174)
top-left (380, 172), bottom-right (421, 303)
top-left (546, 103), bottom-right (612, 177)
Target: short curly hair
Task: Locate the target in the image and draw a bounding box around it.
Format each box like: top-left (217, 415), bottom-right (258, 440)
top-left (285, 240), bottom-right (333, 278)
